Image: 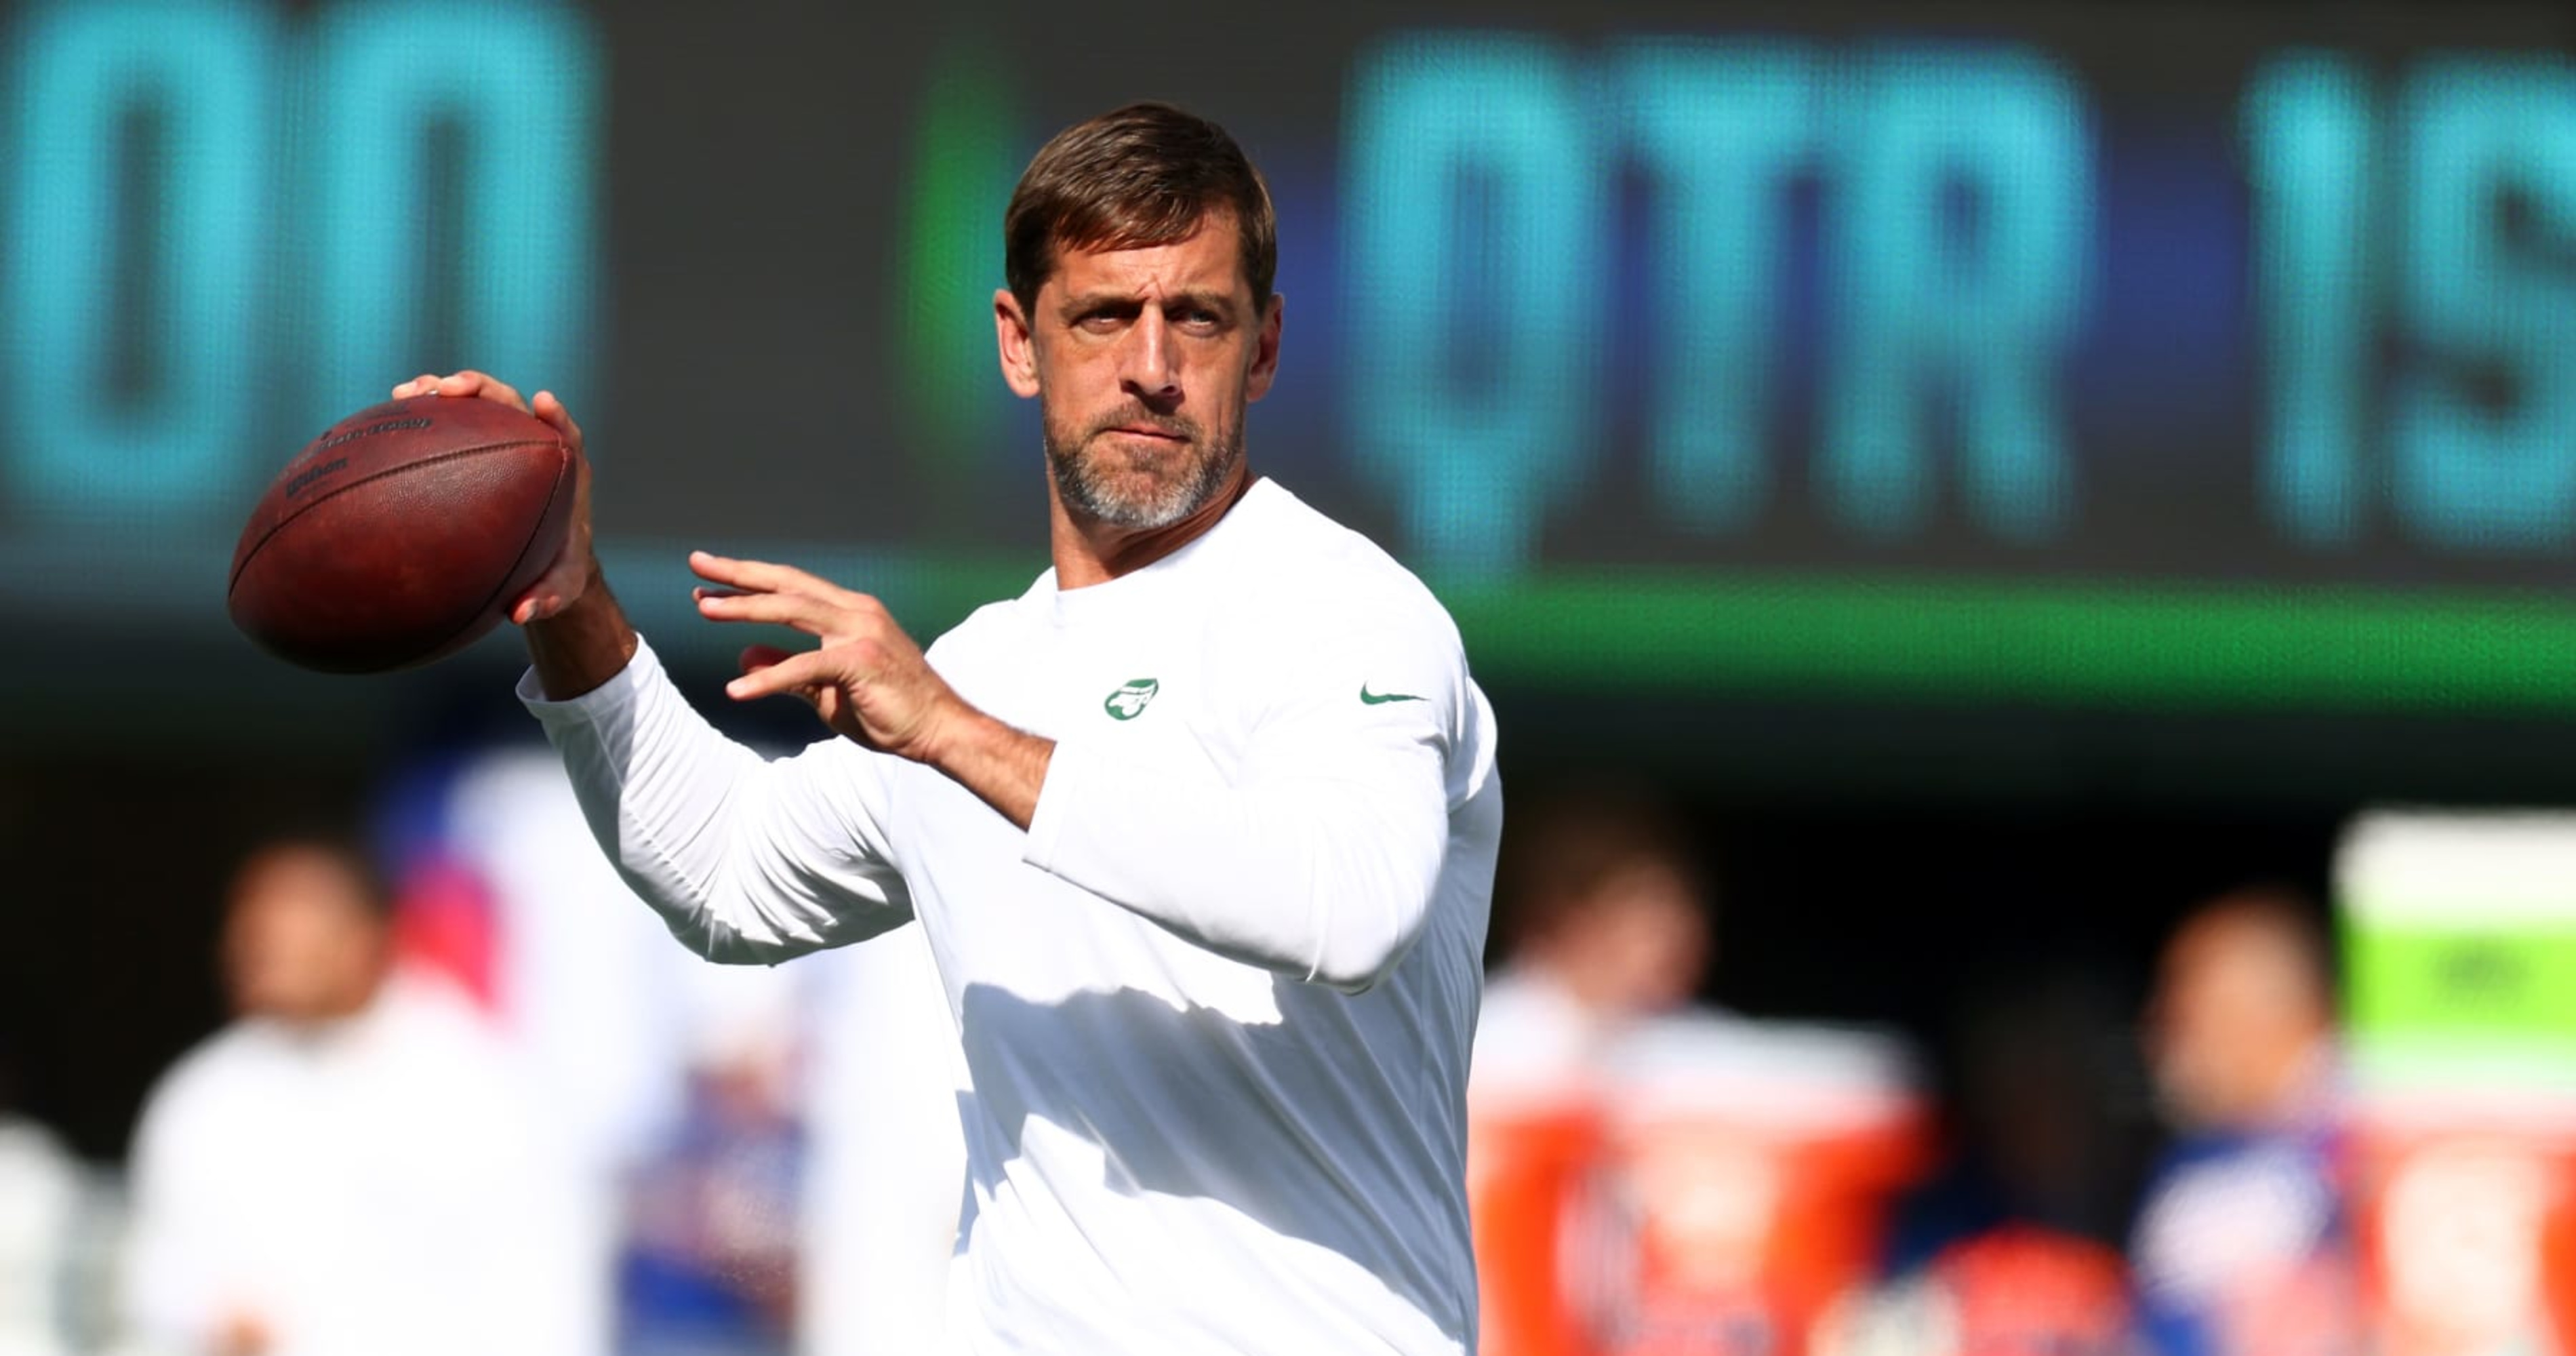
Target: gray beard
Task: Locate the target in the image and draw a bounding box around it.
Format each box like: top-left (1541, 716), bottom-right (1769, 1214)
top-left (1047, 422), bottom-right (1242, 531)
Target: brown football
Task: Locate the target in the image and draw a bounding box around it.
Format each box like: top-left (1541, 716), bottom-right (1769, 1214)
top-left (228, 395), bottom-right (575, 674)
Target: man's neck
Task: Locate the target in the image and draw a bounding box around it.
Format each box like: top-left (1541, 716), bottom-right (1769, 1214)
top-left (270, 976), bottom-right (388, 1042)
top-left (1051, 470), bottom-right (1256, 589)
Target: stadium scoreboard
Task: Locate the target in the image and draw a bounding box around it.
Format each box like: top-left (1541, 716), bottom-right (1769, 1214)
top-left (5, 0), bottom-right (2576, 713)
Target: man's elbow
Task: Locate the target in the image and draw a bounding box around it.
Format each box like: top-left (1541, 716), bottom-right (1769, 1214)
top-left (656, 911), bottom-right (805, 968)
top-left (1297, 855), bottom-right (1439, 993)
top-left (1305, 923), bottom-right (1417, 995)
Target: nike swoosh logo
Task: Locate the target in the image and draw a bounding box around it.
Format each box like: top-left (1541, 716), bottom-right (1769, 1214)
top-left (1359, 684), bottom-right (1426, 705)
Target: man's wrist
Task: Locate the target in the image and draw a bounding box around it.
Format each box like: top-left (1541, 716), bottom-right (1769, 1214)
top-left (923, 704), bottom-right (1053, 830)
top-left (525, 560), bottom-right (639, 700)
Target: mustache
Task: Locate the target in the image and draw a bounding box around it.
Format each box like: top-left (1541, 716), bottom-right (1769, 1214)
top-left (1087, 408), bottom-right (1199, 442)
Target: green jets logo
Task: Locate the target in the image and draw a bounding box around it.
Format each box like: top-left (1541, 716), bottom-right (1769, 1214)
top-left (1103, 677), bottom-right (1160, 721)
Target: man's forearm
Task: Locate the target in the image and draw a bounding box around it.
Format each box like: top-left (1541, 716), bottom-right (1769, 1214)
top-left (924, 709), bottom-right (1054, 831)
top-left (526, 560), bottom-right (640, 700)
top-left (521, 635), bottom-right (917, 964)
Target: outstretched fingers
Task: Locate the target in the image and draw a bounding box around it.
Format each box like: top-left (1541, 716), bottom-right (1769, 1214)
top-left (693, 586), bottom-right (858, 638)
top-left (690, 552), bottom-right (874, 609)
top-left (725, 646), bottom-right (841, 702)
top-left (738, 643), bottom-right (794, 675)
top-left (690, 551), bottom-right (809, 595)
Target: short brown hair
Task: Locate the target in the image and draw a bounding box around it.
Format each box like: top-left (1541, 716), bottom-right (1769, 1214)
top-left (1497, 784), bottom-right (1708, 951)
top-left (1003, 102), bottom-right (1276, 314)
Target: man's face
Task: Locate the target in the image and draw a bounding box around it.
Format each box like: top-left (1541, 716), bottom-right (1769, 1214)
top-left (2145, 913), bottom-right (2327, 1130)
top-left (997, 212), bottom-right (1283, 532)
top-left (221, 846), bottom-right (386, 1027)
top-left (1586, 862), bottom-right (1710, 1016)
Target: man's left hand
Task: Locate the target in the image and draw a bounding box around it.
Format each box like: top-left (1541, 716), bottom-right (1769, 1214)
top-left (691, 551), bottom-right (963, 763)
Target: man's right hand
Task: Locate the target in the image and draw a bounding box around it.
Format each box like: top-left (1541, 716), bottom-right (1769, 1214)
top-left (391, 370), bottom-right (637, 698)
top-left (390, 370), bottom-right (595, 623)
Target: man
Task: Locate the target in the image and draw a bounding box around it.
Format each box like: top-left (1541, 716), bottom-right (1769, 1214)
top-left (2129, 889), bottom-right (2352, 1356)
top-left (122, 838), bottom-right (601, 1356)
top-left (1472, 786), bottom-right (1710, 1094)
top-left (1467, 787), bottom-right (1712, 1356)
top-left (395, 102), bottom-right (1502, 1353)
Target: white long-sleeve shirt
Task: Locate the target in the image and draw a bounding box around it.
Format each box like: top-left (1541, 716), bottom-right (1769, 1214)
top-left (122, 974), bottom-right (601, 1356)
top-left (523, 478), bottom-right (1502, 1355)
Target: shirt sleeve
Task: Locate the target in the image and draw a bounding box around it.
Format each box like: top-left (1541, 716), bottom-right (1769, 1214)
top-left (519, 636), bottom-right (913, 964)
top-left (1021, 601), bottom-right (1484, 994)
top-left (121, 1073), bottom-right (221, 1352)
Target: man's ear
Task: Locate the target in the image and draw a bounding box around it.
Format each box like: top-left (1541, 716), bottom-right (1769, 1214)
top-left (1245, 292), bottom-right (1284, 403)
top-left (996, 288), bottom-right (1041, 399)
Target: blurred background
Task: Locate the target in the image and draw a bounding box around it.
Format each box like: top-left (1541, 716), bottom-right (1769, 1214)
top-left (5, 0), bottom-right (2576, 1352)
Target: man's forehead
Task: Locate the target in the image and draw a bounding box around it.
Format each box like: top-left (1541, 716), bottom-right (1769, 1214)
top-left (233, 846), bottom-right (371, 909)
top-left (1043, 214), bottom-right (1248, 302)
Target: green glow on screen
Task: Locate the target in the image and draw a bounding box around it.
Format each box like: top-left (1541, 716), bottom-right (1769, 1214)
top-left (597, 544), bottom-right (2576, 713)
top-left (1436, 572), bottom-right (2576, 711)
top-left (895, 49), bottom-right (1021, 532)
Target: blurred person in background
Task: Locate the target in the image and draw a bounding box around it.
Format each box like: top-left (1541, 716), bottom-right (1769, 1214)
top-left (1468, 785), bottom-right (1712, 1356)
top-left (618, 986), bottom-right (804, 1356)
top-left (409, 743), bottom-right (967, 1356)
top-left (1883, 974), bottom-right (2135, 1272)
top-left (1472, 784), bottom-right (1711, 1094)
top-left (1470, 789), bottom-right (1929, 1356)
top-left (1824, 976), bottom-right (2138, 1356)
top-left (0, 1042), bottom-right (83, 1356)
top-left (119, 837), bottom-right (600, 1356)
top-left (2129, 888), bottom-right (2356, 1356)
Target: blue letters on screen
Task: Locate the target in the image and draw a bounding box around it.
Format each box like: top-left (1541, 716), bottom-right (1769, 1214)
top-left (4, 2), bottom-right (271, 523)
top-left (308, 1), bottom-right (597, 436)
top-left (0, 0), bottom-right (598, 532)
top-left (7, 9), bottom-right (2576, 602)
top-left (2393, 58), bottom-right (2576, 553)
top-left (1344, 35), bottom-right (2091, 572)
top-left (1343, 34), bottom-right (1605, 575)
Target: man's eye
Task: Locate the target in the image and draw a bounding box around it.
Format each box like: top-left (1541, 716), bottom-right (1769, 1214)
top-left (1076, 312), bottom-right (1123, 332)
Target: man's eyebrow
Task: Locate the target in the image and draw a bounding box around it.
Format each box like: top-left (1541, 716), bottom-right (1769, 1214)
top-left (1060, 290), bottom-right (1140, 313)
top-left (1159, 290), bottom-right (1239, 314)
top-left (1058, 288), bottom-right (1240, 315)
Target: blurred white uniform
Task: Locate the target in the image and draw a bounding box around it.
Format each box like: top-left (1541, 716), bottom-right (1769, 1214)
top-left (1471, 968), bottom-right (1611, 1099)
top-left (525, 481), bottom-right (1502, 1355)
top-left (435, 745), bottom-right (969, 1356)
top-left (436, 750), bottom-right (699, 1191)
top-left (0, 1116), bottom-right (82, 1356)
top-left (121, 973), bottom-right (595, 1356)
top-left (800, 925), bottom-right (967, 1356)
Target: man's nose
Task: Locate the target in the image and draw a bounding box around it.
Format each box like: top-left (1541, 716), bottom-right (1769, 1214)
top-left (1120, 309), bottom-right (1180, 403)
